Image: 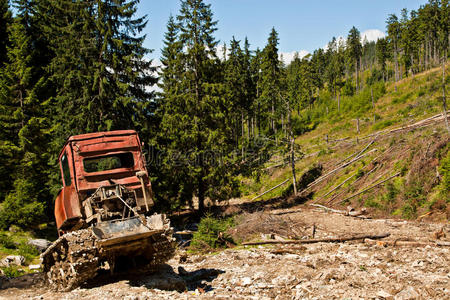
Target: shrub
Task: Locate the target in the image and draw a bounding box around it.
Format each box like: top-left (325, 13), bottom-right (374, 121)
top-left (0, 233), bottom-right (16, 249)
top-left (439, 150), bottom-right (450, 193)
top-left (190, 215), bottom-right (234, 251)
top-left (17, 242), bottom-right (39, 261)
top-left (342, 80), bottom-right (355, 96)
top-left (1, 266), bottom-right (25, 278)
top-left (0, 178), bottom-right (45, 230)
top-left (372, 120), bottom-right (394, 131)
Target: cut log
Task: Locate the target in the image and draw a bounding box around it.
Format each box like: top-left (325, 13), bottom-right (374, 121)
top-left (309, 204), bottom-right (368, 218)
top-left (301, 149), bottom-right (378, 193)
top-left (270, 208), bottom-right (303, 216)
top-left (338, 172), bottom-right (401, 203)
top-left (309, 203), bottom-right (346, 214)
top-left (242, 233), bottom-right (390, 246)
top-left (317, 173), bottom-right (357, 202)
top-left (251, 178), bottom-right (291, 201)
top-left (364, 238), bottom-right (450, 247)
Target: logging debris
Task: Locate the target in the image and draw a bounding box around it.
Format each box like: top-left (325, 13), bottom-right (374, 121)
top-left (242, 232), bottom-right (390, 246)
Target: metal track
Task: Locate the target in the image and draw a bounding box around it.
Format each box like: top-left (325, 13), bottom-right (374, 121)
top-left (42, 229), bottom-right (99, 291)
top-left (41, 228), bottom-right (175, 291)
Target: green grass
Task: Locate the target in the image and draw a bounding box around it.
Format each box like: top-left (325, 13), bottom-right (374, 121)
top-left (238, 64), bottom-right (449, 220)
top-left (0, 230), bottom-right (41, 268)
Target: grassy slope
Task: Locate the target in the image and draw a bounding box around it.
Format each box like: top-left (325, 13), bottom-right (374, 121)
top-left (241, 63), bottom-right (449, 221)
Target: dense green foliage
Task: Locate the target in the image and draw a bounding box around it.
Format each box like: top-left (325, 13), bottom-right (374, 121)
top-left (0, 0), bottom-right (448, 229)
top-left (190, 214), bottom-right (234, 250)
top-left (0, 0), bottom-right (156, 229)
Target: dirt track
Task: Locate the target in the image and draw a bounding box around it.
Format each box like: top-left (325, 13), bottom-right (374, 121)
top-left (0, 206), bottom-right (449, 299)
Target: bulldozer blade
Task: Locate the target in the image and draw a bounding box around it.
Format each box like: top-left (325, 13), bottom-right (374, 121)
top-left (92, 216), bottom-right (164, 247)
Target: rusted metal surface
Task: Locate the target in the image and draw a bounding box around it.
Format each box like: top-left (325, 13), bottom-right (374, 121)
top-left (45, 130), bottom-right (175, 291)
top-left (55, 130), bottom-right (152, 230)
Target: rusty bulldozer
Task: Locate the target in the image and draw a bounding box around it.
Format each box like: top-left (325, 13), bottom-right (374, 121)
top-left (41, 130), bottom-right (175, 291)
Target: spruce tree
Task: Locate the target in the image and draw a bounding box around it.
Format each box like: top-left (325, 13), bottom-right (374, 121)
top-left (347, 26), bottom-right (362, 91)
top-left (159, 0), bottom-right (237, 212)
top-left (0, 2), bottom-right (49, 228)
top-left (387, 14), bottom-right (401, 82)
top-left (0, 0), bottom-right (11, 66)
top-left (376, 38), bottom-right (389, 81)
top-left (46, 0), bottom-right (156, 137)
top-left (261, 27), bottom-right (281, 134)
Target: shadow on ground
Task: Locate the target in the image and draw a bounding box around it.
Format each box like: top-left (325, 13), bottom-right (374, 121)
top-left (83, 264), bottom-right (224, 292)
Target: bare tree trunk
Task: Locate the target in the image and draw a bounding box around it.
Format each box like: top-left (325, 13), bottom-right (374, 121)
top-left (247, 117), bottom-right (250, 140)
top-left (290, 136), bottom-right (297, 195)
top-left (443, 58), bottom-right (449, 134)
top-left (371, 88), bottom-right (375, 124)
top-left (241, 111), bottom-right (245, 158)
top-left (287, 102), bottom-right (297, 196)
top-left (271, 101), bottom-right (275, 133)
top-left (338, 93), bottom-right (340, 112)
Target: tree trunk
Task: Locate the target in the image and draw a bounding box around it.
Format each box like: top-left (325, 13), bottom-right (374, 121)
top-left (287, 103), bottom-right (297, 196)
top-left (338, 93), bottom-right (340, 112)
top-left (247, 116), bottom-right (250, 140)
top-left (197, 175), bottom-right (205, 213)
top-left (371, 88), bottom-right (375, 124)
top-left (443, 58), bottom-right (449, 134)
top-left (271, 101), bottom-right (275, 133)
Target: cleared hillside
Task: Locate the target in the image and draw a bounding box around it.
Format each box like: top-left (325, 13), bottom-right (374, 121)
top-left (241, 63), bottom-right (450, 221)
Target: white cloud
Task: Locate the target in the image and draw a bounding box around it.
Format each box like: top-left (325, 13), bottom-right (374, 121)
top-left (322, 36), bottom-right (345, 51)
top-left (279, 50), bottom-right (309, 65)
top-left (361, 29), bottom-right (386, 42)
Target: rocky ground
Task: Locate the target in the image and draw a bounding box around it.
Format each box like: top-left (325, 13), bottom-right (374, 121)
top-left (0, 206), bottom-right (449, 299)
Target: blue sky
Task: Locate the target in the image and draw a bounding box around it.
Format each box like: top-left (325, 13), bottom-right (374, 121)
top-left (138, 0), bottom-right (426, 63)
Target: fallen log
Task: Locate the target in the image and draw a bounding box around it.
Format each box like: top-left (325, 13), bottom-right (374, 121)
top-left (309, 203), bottom-right (368, 218)
top-left (270, 208), bottom-right (303, 215)
top-left (338, 172), bottom-right (401, 203)
top-left (301, 149), bottom-right (378, 193)
top-left (251, 178), bottom-right (290, 201)
top-left (364, 238), bottom-right (450, 247)
top-left (242, 233), bottom-right (390, 245)
top-left (318, 172), bottom-right (357, 202)
top-left (309, 203), bottom-right (346, 214)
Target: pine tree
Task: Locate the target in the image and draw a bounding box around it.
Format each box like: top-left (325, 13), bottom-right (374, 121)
top-left (387, 14), bottom-right (401, 83)
top-left (325, 37), bottom-right (344, 98)
top-left (347, 26), bottom-right (362, 91)
top-left (250, 47), bottom-right (263, 135)
top-left (376, 37), bottom-right (389, 81)
top-left (159, 0), bottom-right (237, 212)
top-left (261, 27), bottom-right (281, 134)
top-left (0, 0), bottom-right (11, 66)
top-left (158, 15), bottom-right (183, 100)
top-left (0, 1), bottom-right (50, 228)
top-left (46, 0), bottom-right (156, 137)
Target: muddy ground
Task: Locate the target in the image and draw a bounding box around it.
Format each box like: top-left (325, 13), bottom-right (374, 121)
top-left (0, 206), bottom-right (449, 299)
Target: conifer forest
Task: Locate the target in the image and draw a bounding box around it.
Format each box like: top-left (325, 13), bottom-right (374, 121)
top-left (0, 0), bottom-right (449, 231)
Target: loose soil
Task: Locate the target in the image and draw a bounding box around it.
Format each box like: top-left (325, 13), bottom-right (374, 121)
top-left (1, 206), bottom-right (449, 299)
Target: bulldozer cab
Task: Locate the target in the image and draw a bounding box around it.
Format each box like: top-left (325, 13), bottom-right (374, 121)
top-left (54, 130), bottom-right (153, 232)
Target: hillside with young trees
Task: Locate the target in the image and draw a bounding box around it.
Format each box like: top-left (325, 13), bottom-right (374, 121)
top-left (0, 0), bottom-right (448, 233)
